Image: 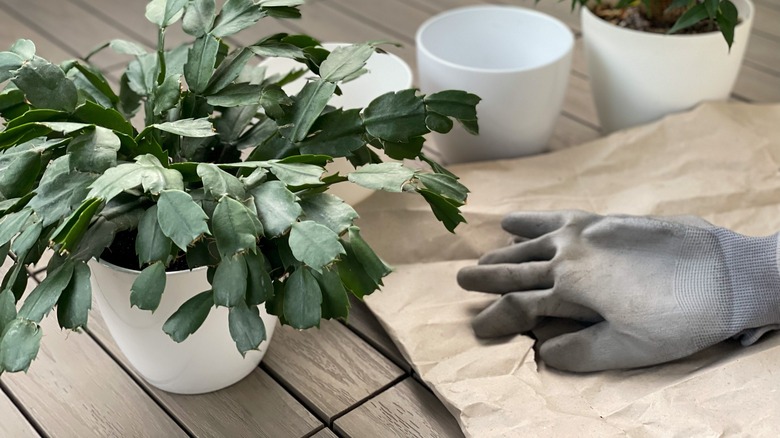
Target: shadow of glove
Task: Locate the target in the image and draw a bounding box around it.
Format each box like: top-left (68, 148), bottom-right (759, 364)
top-left (457, 210), bottom-right (780, 372)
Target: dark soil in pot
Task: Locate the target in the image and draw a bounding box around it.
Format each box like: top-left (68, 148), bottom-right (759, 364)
top-left (99, 229), bottom-right (190, 272)
top-left (592, 4), bottom-right (728, 35)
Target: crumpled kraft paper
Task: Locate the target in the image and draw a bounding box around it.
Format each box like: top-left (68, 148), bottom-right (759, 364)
top-left (358, 102), bottom-right (780, 437)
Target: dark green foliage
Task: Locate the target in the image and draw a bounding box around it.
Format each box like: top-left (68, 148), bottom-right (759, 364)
top-left (0, 0), bottom-right (479, 373)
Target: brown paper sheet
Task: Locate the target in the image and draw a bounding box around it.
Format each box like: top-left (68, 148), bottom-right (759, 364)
top-left (358, 102), bottom-right (780, 437)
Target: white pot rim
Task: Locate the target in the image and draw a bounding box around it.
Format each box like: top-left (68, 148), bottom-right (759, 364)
top-left (416, 5), bottom-right (574, 75)
top-left (581, 0), bottom-right (754, 41)
top-left (93, 257), bottom-right (207, 277)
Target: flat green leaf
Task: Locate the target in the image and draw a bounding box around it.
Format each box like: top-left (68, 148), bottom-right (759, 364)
top-left (146, 0), bottom-right (188, 27)
top-left (418, 188), bottom-right (465, 233)
top-left (0, 149), bottom-right (42, 199)
top-left (363, 89), bottom-right (428, 142)
top-left (267, 162), bottom-right (324, 186)
top-left (347, 226), bottom-right (392, 282)
top-left (283, 267), bottom-right (321, 329)
top-left (204, 48), bottom-right (253, 94)
top-left (717, 0), bottom-right (739, 49)
top-left (289, 221), bottom-right (345, 272)
top-left (17, 260), bottom-right (75, 323)
top-left (157, 189), bottom-right (210, 250)
top-left (163, 290), bottom-right (214, 342)
top-left (88, 155), bottom-right (184, 201)
top-left (229, 302), bottom-right (266, 356)
top-left (425, 112), bottom-right (453, 134)
top-left (152, 118), bottom-right (216, 137)
top-left (258, 0), bottom-right (304, 6)
top-left (197, 163), bottom-right (246, 199)
top-left (10, 219), bottom-right (42, 257)
top-left (50, 198), bottom-right (102, 253)
top-left (206, 83), bottom-right (264, 107)
top-left (136, 205), bottom-right (173, 265)
top-left (299, 193), bottom-right (358, 235)
top-left (213, 254), bottom-right (248, 307)
top-left (0, 288), bottom-right (16, 336)
top-left (244, 251), bottom-right (273, 305)
top-left (153, 74), bottom-right (182, 115)
top-left (424, 90), bottom-right (480, 134)
top-left (298, 108), bottom-right (365, 157)
top-left (13, 62), bottom-right (78, 112)
top-left (56, 262), bottom-right (91, 330)
top-left (212, 0), bottom-right (266, 38)
top-left (418, 172), bottom-right (469, 204)
top-left (282, 79), bottom-right (337, 142)
top-left (313, 267), bottom-right (349, 320)
top-left (381, 136), bottom-right (425, 160)
top-left (109, 39), bottom-right (148, 56)
top-left (29, 158), bottom-right (97, 227)
top-left (126, 53), bottom-right (158, 96)
top-left (130, 261), bottom-right (167, 311)
top-left (250, 181), bottom-right (302, 237)
top-left (215, 104), bottom-right (259, 143)
top-left (10, 39), bottom-right (35, 60)
top-left (183, 0), bottom-right (217, 37)
top-left (0, 51), bottom-right (23, 83)
top-left (185, 35), bottom-right (220, 94)
top-left (118, 72), bottom-right (143, 119)
top-left (212, 196), bottom-right (262, 258)
top-left (319, 43), bottom-right (374, 83)
top-left (67, 127), bottom-right (121, 173)
top-left (337, 240), bottom-right (380, 299)
top-left (669, 3), bottom-right (709, 34)
top-left (0, 209), bottom-right (33, 247)
top-left (0, 319), bottom-right (42, 372)
top-left (347, 162), bottom-right (414, 192)
top-left (73, 101), bottom-right (134, 136)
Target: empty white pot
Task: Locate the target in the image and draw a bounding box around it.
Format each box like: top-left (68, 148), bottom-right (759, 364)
top-left (90, 259), bottom-right (278, 394)
top-left (582, 0), bottom-right (754, 133)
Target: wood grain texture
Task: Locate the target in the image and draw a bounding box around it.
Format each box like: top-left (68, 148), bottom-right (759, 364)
top-left (0, 9), bottom-right (70, 63)
top-left (0, 0), bottom-right (136, 68)
top-left (334, 378), bottom-right (464, 438)
top-left (310, 428), bottom-right (339, 438)
top-left (0, 387), bottom-right (39, 437)
top-left (345, 295), bottom-right (411, 372)
top-left (263, 320), bottom-right (404, 421)
top-left (2, 271), bottom-right (186, 438)
top-left (752, 3), bottom-right (780, 40)
top-left (86, 304), bottom-right (323, 438)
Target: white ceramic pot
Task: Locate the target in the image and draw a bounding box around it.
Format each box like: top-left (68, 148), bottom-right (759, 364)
top-left (89, 259), bottom-right (278, 394)
top-left (581, 0), bottom-right (754, 133)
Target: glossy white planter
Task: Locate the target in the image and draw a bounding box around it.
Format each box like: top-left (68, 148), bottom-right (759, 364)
top-left (581, 0), bottom-right (754, 133)
top-left (89, 259), bottom-right (278, 394)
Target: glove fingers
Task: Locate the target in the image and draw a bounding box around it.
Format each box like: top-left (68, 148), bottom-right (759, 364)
top-left (539, 322), bottom-right (650, 372)
top-left (473, 290), bottom-right (602, 338)
top-left (457, 262), bottom-right (553, 294)
top-left (478, 236), bottom-right (556, 265)
top-left (501, 211), bottom-right (586, 239)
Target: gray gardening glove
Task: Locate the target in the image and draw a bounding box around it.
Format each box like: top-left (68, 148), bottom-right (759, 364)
top-left (457, 211), bottom-right (780, 372)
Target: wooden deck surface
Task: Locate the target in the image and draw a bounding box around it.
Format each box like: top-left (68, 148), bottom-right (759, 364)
top-left (1, 0), bottom-right (779, 436)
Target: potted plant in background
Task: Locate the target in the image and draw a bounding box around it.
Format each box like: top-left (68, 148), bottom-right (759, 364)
top-left (0, 0), bottom-right (479, 394)
top-left (575, 0), bottom-right (754, 133)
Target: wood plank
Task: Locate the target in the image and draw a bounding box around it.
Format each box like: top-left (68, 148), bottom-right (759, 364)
top-left (85, 303), bottom-right (323, 438)
top-left (0, 9), bottom-right (71, 63)
top-left (563, 74), bottom-right (600, 127)
top-left (310, 428), bottom-right (339, 438)
top-left (263, 320), bottom-right (404, 422)
top-left (0, 0), bottom-right (138, 69)
top-left (345, 295), bottom-right (411, 372)
top-left (417, 0), bottom-right (582, 31)
top-left (745, 32), bottom-right (780, 75)
top-left (733, 64), bottom-right (780, 102)
top-left (0, 389), bottom-right (39, 438)
top-left (334, 378), bottom-right (464, 438)
top-left (2, 269), bottom-right (186, 438)
top-left (282, 0), bottom-right (416, 71)
top-left (752, 3), bottom-right (780, 41)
